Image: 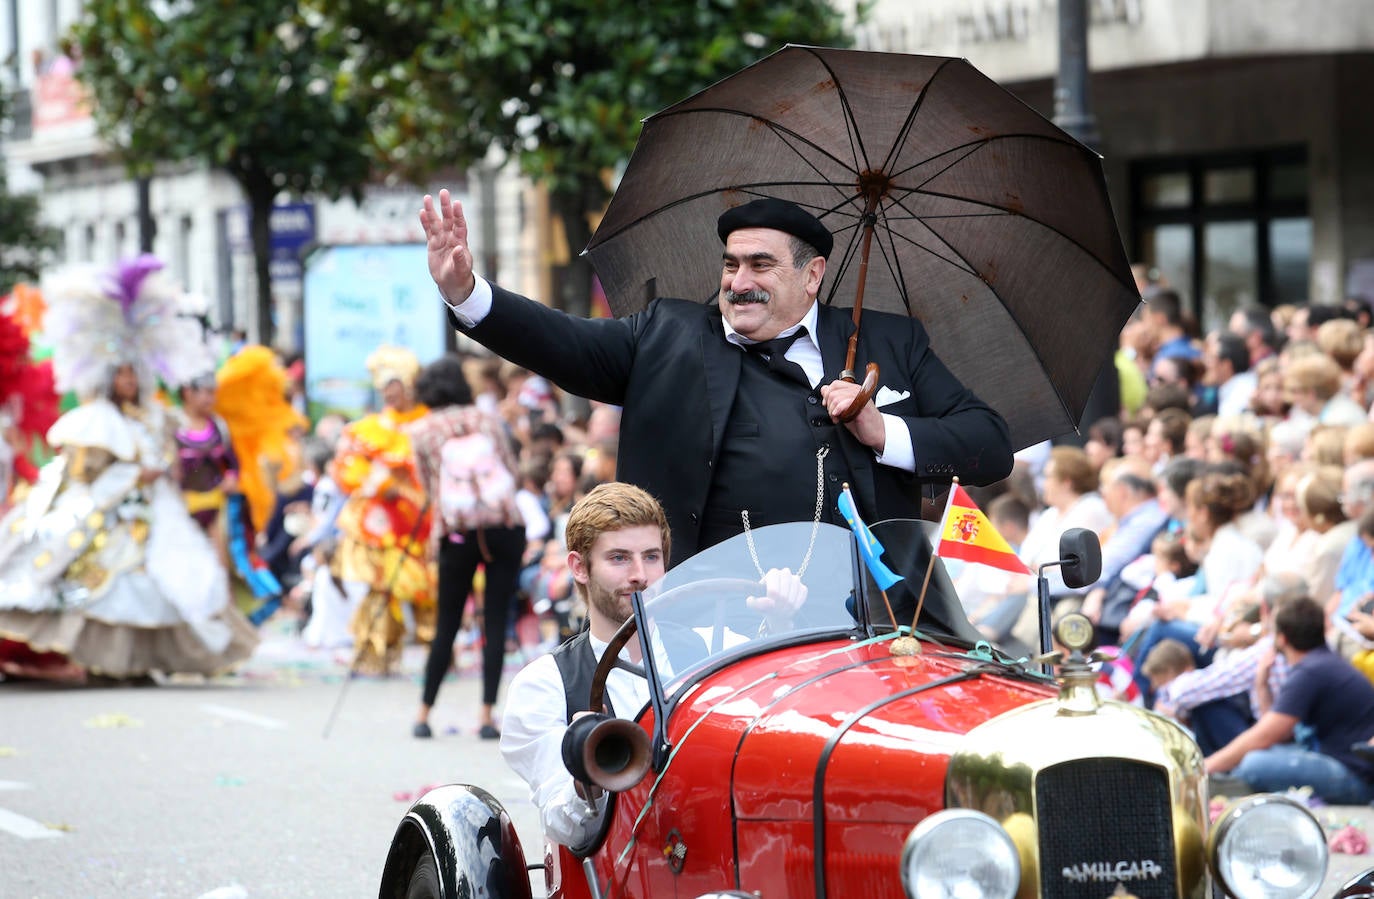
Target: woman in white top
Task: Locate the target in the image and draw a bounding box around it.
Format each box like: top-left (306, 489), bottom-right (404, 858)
top-left (1009, 447), bottom-right (1114, 647)
top-left (1131, 468), bottom-right (1264, 704)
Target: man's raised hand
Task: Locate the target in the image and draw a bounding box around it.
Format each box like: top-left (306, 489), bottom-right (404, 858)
top-left (419, 189), bottom-right (477, 304)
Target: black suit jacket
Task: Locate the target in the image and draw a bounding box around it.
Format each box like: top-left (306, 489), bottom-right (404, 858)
top-left (454, 286), bottom-right (1013, 560)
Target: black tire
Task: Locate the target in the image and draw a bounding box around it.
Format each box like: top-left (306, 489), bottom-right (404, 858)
top-left (404, 853), bottom-right (441, 899)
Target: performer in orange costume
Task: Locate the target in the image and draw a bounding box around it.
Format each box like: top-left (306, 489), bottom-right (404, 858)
top-left (331, 346), bottom-right (436, 674)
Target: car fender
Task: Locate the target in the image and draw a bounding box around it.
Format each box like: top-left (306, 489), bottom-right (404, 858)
top-left (379, 784), bottom-right (533, 899)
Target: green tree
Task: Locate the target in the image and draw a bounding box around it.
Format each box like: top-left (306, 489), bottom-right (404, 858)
top-left (324, 0), bottom-right (854, 316)
top-left (0, 93), bottom-right (60, 295)
top-left (66, 0), bottom-right (375, 346)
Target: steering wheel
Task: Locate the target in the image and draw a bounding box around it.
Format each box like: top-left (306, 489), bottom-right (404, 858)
top-left (586, 578), bottom-right (765, 715)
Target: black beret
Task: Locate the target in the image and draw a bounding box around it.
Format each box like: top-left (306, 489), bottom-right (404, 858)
top-left (717, 198), bottom-right (833, 260)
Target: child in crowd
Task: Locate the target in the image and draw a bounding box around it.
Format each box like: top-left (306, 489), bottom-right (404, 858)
top-left (1117, 531), bottom-right (1199, 644)
top-left (1141, 637), bottom-right (1196, 695)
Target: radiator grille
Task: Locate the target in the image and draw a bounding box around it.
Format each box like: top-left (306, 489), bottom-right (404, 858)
top-left (1036, 759), bottom-right (1176, 899)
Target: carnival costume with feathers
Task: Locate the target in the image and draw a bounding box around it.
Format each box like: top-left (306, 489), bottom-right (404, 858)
top-left (328, 345), bottom-right (435, 674)
top-left (0, 292), bottom-right (59, 503)
top-left (0, 256), bottom-right (258, 679)
top-left (211, 346), bottom-right (307, 621)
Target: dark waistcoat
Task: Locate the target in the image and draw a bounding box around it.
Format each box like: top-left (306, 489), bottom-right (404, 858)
top-left (700, 354), bottom-right (853, 550)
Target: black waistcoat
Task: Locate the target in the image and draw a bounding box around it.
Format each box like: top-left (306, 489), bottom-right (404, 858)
top-left (552, 630), bottom-right (607, 722)
top-left (700, 353), bottom-right (852, 550)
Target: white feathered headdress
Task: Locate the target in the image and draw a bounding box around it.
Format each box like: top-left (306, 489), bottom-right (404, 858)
top-left (42, 254), bottom-right (212, 399)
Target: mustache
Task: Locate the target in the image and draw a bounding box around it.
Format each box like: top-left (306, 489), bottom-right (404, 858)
top-left (723, 289), bottom-right (770, 305)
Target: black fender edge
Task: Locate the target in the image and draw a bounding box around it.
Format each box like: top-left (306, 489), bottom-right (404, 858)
top-left (379, 784), bottom-right (532, 899)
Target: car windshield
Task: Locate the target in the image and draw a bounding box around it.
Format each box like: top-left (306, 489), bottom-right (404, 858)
top-left (634, 519), bottom-right (980, 698)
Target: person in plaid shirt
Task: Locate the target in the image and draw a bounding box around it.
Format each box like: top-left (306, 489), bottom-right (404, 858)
top-left (406, 354), bottom-right (525, 740)
top-left (1154, 573), bottom-right (1305, 753)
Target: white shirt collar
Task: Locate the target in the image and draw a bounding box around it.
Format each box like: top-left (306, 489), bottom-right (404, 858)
top-left (721, 300), bottom-right (821, 355)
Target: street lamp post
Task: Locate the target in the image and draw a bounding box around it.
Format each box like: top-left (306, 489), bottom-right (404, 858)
top-left (1054, 0), bottom-right (1116, 442)
top-left (1054, 0), bottom-right (1101, 152)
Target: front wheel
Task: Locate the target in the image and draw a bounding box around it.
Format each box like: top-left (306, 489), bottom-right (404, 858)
top-left (404, 854), bottom-right (440, 899)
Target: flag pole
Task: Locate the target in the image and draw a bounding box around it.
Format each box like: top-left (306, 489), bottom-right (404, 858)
top-left (911, 477), bottom-right (958, 632)
top-left (842, 483), bottom-right (899, 629)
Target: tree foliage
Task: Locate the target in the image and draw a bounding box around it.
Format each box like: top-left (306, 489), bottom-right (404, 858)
top-left (66, 0), bottom-right (375, 346)
top-left (0, 93), bottom-right (61, 296)
top-left (322, 0), bottom-right (854, 315)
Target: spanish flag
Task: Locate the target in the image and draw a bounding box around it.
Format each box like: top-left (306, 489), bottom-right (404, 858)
top-left (935, 483), bottom-right (1032, 575)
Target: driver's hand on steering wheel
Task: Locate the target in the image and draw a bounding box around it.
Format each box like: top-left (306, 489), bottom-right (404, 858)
top-left (747, 568), bottom-right (808, 632)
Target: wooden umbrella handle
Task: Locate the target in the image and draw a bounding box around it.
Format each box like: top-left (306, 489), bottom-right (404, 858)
top-left (837, 362), bottom-right (880, 422)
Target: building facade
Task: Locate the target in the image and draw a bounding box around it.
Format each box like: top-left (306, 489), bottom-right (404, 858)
top-left (847, 0), bottom-right (1374, 331)
top-left (0, 1), bottom-right (538, 351)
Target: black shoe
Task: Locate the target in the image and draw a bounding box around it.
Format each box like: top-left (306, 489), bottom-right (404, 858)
top-left (479, 723), bottom-right (501, 740)
top-left (412, 722), bottom-right (432, 739)
top-left (1351, 742), bottom-right (1374, 762)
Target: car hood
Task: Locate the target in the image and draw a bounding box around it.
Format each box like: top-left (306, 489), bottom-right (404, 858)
top-left (664, 637), bottom-right (1054, 823)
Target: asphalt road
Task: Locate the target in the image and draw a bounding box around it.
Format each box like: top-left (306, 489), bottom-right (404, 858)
top-left (0, 624), bottom-right (544, 899)
top-left (5, 622), bottom-right (1374, 898)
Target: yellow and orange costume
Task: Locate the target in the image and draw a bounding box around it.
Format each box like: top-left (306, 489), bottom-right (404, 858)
top-left (332, 346), bottom-right (436, 674)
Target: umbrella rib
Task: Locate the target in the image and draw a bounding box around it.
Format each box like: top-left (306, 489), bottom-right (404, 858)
top-left (905, 182), bottom-right (1134, 296)
top-left (875, 56), bottom-right (960, 178)
top-left (799, 45), bottom-right (874, 176)
top-left (914, 215), bottom-right (1082, 429)
top-left (651, 106), bottom-right (861, 178)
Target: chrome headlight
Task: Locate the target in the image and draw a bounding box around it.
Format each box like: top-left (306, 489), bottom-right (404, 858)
top-left (1210, 794), bottom-right (1328, 899)
top-left (900, 809), bottom-right (1020, 899)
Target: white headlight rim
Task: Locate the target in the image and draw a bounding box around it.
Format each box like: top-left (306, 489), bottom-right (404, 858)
top-left (1211, 793), bottom-right (1328, 899)
top-left (900, 808), bottom-right (1021, 899)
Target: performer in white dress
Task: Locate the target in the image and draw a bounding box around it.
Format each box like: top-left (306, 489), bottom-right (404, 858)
top-left (0, 256), bottom-right (258, 679)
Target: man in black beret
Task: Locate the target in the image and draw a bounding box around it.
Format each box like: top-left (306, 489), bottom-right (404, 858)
top-left (420, 189), bottom-right (1012, 564)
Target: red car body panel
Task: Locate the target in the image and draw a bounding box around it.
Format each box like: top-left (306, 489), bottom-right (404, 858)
top-left (551, 636), bottom-right (1055, 898)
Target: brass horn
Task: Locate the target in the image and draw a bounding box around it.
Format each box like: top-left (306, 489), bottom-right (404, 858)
top-left (561, 713), bottom-right (653, 793)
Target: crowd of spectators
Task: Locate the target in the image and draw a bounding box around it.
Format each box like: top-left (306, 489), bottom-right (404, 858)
top-left (956, 280), bottom-right (1374, 803)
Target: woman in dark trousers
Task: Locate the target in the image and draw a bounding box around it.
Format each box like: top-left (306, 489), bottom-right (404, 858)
top-left (405, 355), bottom-right (525, 739)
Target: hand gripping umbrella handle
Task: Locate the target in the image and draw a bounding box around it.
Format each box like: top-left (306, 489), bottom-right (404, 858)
top-left (837, 361), bottom-right (879, 423)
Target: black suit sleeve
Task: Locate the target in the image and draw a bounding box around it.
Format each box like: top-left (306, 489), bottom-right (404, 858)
top-left (450, 285), bottom-right (647, 406)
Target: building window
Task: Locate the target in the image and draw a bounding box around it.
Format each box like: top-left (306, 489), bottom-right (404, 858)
top-left (1132, 148), bottom-right (1309, 333)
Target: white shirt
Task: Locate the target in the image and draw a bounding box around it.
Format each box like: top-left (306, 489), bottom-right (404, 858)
top-left (445, 280), bottom-right (916, 472)
top-left (499, 633), bottom-right (649, 848)
top-left (1191, 523), bottom-right (1264, 624)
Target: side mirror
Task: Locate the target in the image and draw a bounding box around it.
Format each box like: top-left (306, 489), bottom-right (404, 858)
top-left (1058, 528), bottom-right (1102, 589)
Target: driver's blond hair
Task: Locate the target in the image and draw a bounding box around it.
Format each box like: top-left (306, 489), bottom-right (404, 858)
top-left (564, 482), bottom-right (671, 568)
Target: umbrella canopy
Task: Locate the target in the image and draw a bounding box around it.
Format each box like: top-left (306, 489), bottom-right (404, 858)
top-left (585, 44), bottom-right (1140, 450)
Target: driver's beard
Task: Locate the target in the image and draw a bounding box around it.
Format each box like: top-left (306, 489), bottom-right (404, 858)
top-left (587, 581), bottom-right (633, 629)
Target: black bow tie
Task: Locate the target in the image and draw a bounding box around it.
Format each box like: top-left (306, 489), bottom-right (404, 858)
top-left (744, 328), bottom-right (810, 386)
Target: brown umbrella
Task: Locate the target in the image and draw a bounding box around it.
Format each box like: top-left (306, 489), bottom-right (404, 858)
top-left (585, 44), bottom-right (1139, 449)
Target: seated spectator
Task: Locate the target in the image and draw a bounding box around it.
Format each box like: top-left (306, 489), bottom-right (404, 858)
top-left (1286, 354), bottom-right (1367, 428)
top-left (1079, 456), bottom-right (1170, 645)
top-left (1154, 573), bottom-right (1304, 754)
top-left (1141, 637), bottom-right (1194, 696)
top-left (1204, 596), bottom-right (1374, 804)
top-left (1117, 530), bottom-right (1199, 643)
top-left (1008, 447), bottom-right (1114, 647)
top-left (1326, 462), bottom-right (1374, 656)
top-left (961, 494), bottom-right (1033, 644)
top-left (1131, 469), bottom-right (1264, 703)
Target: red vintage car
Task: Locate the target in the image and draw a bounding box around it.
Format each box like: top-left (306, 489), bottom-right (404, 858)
top-left (381, 520), bottom-right (1373, 899)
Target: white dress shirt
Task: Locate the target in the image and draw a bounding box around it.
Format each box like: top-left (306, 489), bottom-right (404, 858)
top-left (445, 280), bottom-right (915, 471)
top-left (499, 634), bottom-right (649, 847)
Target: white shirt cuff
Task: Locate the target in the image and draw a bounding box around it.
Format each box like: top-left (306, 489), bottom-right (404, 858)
top-left (443, 276), bottom-right (494, 328)
top-left (874, 412), bottom-right (915, 472)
